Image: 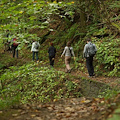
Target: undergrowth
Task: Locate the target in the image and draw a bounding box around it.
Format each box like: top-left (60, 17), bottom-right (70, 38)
top-left (0, 62), bottom-right (82, 110)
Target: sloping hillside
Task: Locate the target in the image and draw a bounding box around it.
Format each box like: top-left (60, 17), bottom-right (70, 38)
top-left (0, 0), bottom-right (120, 77)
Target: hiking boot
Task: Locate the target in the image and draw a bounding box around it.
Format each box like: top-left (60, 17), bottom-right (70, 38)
top-left (88, 75), bottom-right (93, 78)
top-left (88, 75), bottom-right (95, 78)
top-left (68, 69), bottom-right (71, 73)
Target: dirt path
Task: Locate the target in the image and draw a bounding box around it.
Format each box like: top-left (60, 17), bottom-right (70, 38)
top-left (0, 97), bottom-right (112, 120)
top-left (56, 66), bottom-right (120, 89)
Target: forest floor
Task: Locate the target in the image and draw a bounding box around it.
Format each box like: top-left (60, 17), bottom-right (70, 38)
top-left (0, 51), bottom-right (120, 120)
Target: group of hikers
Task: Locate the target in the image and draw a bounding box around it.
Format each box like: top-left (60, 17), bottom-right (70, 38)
top-left (3, 30), bottom-right (19, 58)
top-left (31, 38), bottom-right (97, 77)
top-left (3, 30), bottom-right (97, 77)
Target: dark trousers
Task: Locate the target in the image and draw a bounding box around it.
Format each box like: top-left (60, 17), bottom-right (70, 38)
top-left (32, 51), bottom-right (38, 61)
top-left (12, 46), bottom-right (18, 58)
top-left (49, 56), bottom-right (55, 67)
top-left (86, 56), bottom-right (94, 76)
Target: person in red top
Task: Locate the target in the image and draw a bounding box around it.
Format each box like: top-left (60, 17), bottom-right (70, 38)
top-left (12, 38), bottom-right (19, 58)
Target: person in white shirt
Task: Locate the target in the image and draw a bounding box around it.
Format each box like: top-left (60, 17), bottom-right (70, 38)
top-left (61, 41), bottom-right (75, 73)
top-left (31, 40), bottom-right (40, 61)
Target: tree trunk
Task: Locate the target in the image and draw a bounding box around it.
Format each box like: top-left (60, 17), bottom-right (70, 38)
top-left (78, 0), bottom-right (86, 32)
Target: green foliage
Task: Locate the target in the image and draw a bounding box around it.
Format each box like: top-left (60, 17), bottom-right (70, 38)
top-left (95, 37), bottom-right (120, 76)
top-left (0, 63), bottom-right (5, 69)
top-left (1, 0), bottom-right (120, 115)
top-left (0, 0), bottom-right (74, 31)
top-left (0, 95), bottom-right (20, 110)
top-left (65, 80), bottom-right (77, 92)
top-left (98, 88), bottom-right (119, 100)
top-left (0, 63), bottom-right (81, 109)
top-left (0, 0), bottom-right (75, 50)
top-left (109, 1), bottom-right (120, 9)
top-left (107, 107), bottom-right (120, 120)
top-left (0, 0), bottom-right (120, 77)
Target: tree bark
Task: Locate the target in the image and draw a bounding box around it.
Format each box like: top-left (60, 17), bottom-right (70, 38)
top-left (78, 0), bottom-right (86, 32)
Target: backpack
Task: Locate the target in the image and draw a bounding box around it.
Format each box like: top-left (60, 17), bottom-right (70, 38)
top-left (13, 38), bottom-right (18, 46)
top-left (64, 47), bottom-right (73, 57)
top-left (49, 46), bottom-right (56, 57)
top-left (88, 43), bottom-right (96, 57)
top-left (34, 42), bottom-right (39, 49)
top-left (68, 47), bottom-right (73, 57)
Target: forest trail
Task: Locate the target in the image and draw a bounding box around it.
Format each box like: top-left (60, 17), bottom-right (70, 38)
top-left (1, 50), bottom-right (120, 88)
top-left (0, 51), bottom-right (119, 120)
top-left (0, 96), bottom-right (113, 120)
top-left (57, 67), bottom-right (120, 88)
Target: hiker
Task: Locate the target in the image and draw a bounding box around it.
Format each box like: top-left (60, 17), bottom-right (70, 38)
top-left (3, 30), bottom-right (10, 52)
top-left (83, 38), bottom-right (97, 77)
top-left (6, 30), bottom-right (12, 53)
top-left (48, 42), bottom-right (56, 67)
top-left (12, 38), bottom-right (19, 58)
top-left (61, 41), bottom-right (75, 73)
top-left (31, 40), bottom-right (40, 61)
top-left (3, 39), bottom-right (8, 53)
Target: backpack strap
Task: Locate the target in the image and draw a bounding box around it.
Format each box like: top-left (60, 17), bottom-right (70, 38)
top-left (64, 47), bottom-right (72, 56)
top-left (68, 47), bottom-right (72, 56)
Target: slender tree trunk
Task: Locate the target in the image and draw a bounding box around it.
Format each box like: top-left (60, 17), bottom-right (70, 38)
top-left (78, 0), bottom-right (86, 32)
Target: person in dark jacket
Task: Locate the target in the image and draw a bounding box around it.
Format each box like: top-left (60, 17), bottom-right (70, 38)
top-left (48, 43), bottom-right (56, 67)
top-left (83, 38), bottom-right (97, 77)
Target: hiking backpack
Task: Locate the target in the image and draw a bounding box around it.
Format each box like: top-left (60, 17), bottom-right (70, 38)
top-left (49, 46), bottom-right (56, 57)
top-left (88, 43), bottom-right (96, 57)
top-left (13, 38), bottom-right (18, 46)
top-left (68, 47), bottom-right (73, 57)
top-left (34, 42), bottom-right (39, 49)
